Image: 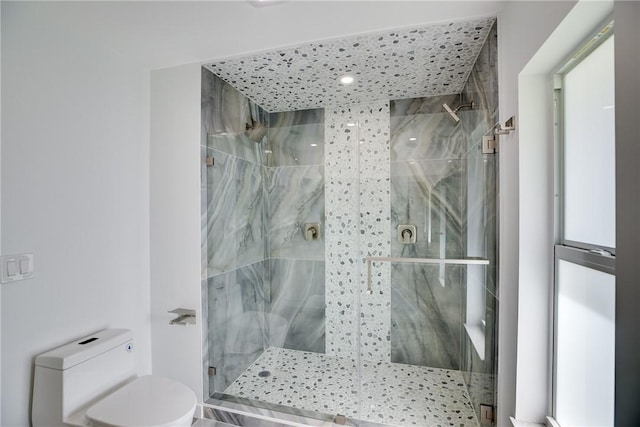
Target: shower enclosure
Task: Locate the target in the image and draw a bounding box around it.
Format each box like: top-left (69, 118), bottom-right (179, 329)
top-left (201, 19), bottom-right (498, 427)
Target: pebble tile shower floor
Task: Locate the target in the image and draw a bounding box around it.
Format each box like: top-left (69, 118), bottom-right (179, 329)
top-left (224, 347), bottom-right (479, 427)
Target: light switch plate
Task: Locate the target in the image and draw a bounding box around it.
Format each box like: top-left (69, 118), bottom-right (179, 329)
top-left (1, 253), bottom-right (34, 283)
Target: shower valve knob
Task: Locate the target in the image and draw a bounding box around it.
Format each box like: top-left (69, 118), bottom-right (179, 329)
top-left (398, 225), bottom-right (417, 244)
top-left (303, 223), bottom-right (321, 241)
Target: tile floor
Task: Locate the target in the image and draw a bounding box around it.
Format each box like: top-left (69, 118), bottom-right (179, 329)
top-left (224, 347), bottom-right (479, 427)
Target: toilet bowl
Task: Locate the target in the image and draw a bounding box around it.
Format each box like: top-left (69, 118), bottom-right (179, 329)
top-left (66, 375), bottom-right (196, 427)
top-left (32, 329), bottom-right (197, 427)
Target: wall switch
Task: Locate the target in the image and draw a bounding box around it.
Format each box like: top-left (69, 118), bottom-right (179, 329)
top-left (19, 256), bottom-right (31, 274)
top-left (1, 253), bottom-right (34, 284)
top-left (7, 260), bottom-right (18, 277)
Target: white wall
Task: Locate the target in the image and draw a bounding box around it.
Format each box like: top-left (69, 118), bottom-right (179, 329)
top-left (1, 4), bottom-right (151, 426)
top-left (149, 64), bottom-right (202, 403)
top-left (11, 1), bottom-right (505, 71)
top-left (4, 2), bottom-right (634, 426)
top-left (496, 1), bottom-right (577, 424)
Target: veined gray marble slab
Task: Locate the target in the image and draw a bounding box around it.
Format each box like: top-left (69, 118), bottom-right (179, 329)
top-left (203, 69), bottom-right (268, 165)
top-left (391, 263), bottom-right (463, 369)
top-left (206, 149), bottom-right (266, 276)
top-left (391, 112), bottom-right (466, 161)
top-left (391, 94), bottom-right (460, 117)
top-left (463, 24), bottom-right (498, 118)
top-left (270, 109), bottom-right (324, 128)
top-left (207, 133), bottom-right (267, 166)
top-left (266, 165), bottom-right (324, 260)
top-left (268, 259), bottom-right (325, 353)
top-left (265, 123), bottom-right (324, 167)
top-left (207, 261), bottom-right (270, 392)
top-left (390, 158), bottom-right (463, 259)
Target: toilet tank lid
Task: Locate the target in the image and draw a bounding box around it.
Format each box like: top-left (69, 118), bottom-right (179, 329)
top-left (35, 329), bottom-right (133, 370)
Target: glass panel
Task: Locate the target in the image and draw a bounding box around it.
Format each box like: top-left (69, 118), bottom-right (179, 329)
top-left (556, 259), bottom-right (615, 427)
top-left (376, 100), bottom-right (498, 424)
top-left (203, 70), bottom-right (331, 418)
top-left (563, 35), bottom-right (615, 249)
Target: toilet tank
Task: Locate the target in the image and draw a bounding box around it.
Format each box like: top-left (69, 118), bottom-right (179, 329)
top-left (32, 329), bottom-right (137, 427)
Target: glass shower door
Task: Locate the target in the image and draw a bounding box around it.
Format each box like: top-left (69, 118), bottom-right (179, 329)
top-left (353, 105), bottom-right (498, 426)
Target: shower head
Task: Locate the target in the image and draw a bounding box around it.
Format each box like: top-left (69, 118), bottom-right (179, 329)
top-left (443, 103), bottom-right (461, 125)
top-left (442, 100), bottom-right (474, 125)
top-left (245, 121), bottom-right (268, 143)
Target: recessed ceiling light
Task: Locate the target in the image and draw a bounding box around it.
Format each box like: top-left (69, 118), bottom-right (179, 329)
top-left (310, 143), bottom-right (318, 147)
top-left (339, 74), bottom-right (356, 85)
top-left (409, 137), bottom-right (417, 141)
top-left (347, 123), bottom-right (356, 127)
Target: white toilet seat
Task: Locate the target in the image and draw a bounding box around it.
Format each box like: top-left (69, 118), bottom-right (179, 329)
top-left (84, 375), bottom-right (196, 427)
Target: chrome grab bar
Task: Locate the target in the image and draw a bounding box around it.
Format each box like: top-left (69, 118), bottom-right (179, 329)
top-left (364, 256), bottom-right (490, 294)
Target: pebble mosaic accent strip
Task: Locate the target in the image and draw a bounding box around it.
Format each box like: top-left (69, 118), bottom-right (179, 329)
top-left (324, 102), bottom-right (391, 362)
top-left (205, 17), bottom-right (495, 112)
top-left (324, 106), bottom-right (360, 359)
top-left (224, 347), bottom-right (479, 427)
top-left (356, 102), bottom-right (391, 362)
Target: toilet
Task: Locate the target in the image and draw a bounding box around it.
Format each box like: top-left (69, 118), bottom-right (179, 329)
top-left (32, 329), bottom-right (197, 427)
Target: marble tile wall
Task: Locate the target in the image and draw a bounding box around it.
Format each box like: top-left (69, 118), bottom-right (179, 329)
top-left (203, 69), bottom-right (328, 395)
top-left (266, 164), bottom-right (324, 260)
top-left (390, 105), bottom-right (467, 162)
top-left (207, 261), bottom-right (269, 392)
top-left (203, 69), bottom-right (271, 395)
top-left (325, 101), bottom-right (391, 362)
top-left (389, 100), bottom-right (465, 370)
top-left (265, 115), bottom-right (324, 261)
top-left (390, 264), bottom-right (464, 369)
top-left (268, 259), bottom-right (325, 353)
top-left (265, 122), bottom-right (324, 167)
top-left (205, 148), bottom-right (266, 277)
top-left (203, 69), bottom-right (268, 279)
top-left (390, 158), bottom-right (464, 259)
top-left (202, 68), bottom-right (268, 165)
top-left (266, 109), bottom-right (326, 356)
top-left (270, 109), bottom-right (324, 128)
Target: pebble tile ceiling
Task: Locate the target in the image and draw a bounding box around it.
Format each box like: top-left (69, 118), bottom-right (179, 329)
top-left (205, 16), bottom-right (495, 112)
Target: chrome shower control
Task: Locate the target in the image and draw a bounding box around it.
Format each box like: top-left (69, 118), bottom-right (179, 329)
top-left (303, 223), bottom-right (321, 241)
top-left (398, 225), bottom-right (417, 244)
